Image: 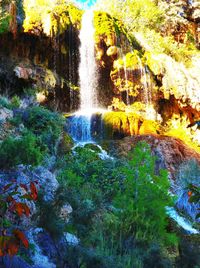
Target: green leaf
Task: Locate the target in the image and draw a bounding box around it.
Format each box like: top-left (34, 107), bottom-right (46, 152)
top-left (2, 219), bottom-right (12, 228)
top-left (195, 213), bottom-right (200, 219)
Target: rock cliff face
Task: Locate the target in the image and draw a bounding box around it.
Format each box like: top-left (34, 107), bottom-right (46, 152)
top-left (0, 28), bottom-right (80, 111)
top-left (108, 135), bottom-right (200, 176)
top-left (0, 1), bottom-right (83, 111)
top-left (1, 1), bottom-right (200, 151)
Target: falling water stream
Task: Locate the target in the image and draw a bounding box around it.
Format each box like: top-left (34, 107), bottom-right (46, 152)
top-left (137, 56), bottom-right (152, 106)
top-left (79, 10), bottom-right (98, 111)
top-left (68, 9), bottom-right (99, 142)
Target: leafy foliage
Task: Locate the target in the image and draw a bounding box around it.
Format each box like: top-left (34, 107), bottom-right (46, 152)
top-left (57, 142), bottom-right (177, 267)
top-left (96, 0), bottom-right (164, 32)
top-left (94, 11), bottom-right (116, 42)
top-left (0, 95), bottom-right (20, 110)
top-left (23, 0), bottom-right (83, 35)
top-left (0, 0), bottom-right (11, 34)
top-left (22, 106), bottom-right (64, 154)
top-left (0, 132), bottom-right (44, 169)
top-left (0, 181), bottom-right (38, 256)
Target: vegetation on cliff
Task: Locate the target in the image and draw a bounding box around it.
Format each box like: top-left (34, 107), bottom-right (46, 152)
top-left (0, 0), bottom-right (200, 266)
top-left (23, 0), bottom-right (83, 35)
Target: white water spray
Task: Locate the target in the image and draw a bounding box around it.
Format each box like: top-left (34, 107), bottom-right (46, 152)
top-left (79, 9), bottom-right (98, 111)
top-left (166, 207), bottom-right (199, 234)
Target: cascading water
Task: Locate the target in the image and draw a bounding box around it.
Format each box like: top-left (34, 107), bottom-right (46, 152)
top-left (137, 56), bottom-right (152, 106)
top-left (137, 56), bottom-right (156, 120)
top-left (123, 55), bottom-right (130, 105)
top-left (79, 10), bottom-right (98, 111)
top-left (117, 47), bottom-right (130, 106)
top-left (68, 10), bottom-right (98, 142)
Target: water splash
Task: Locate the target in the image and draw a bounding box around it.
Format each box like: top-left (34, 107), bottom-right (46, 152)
top-left (166, 207), bottom-right (199, 234)
top-left (72, 142), bottom-right (113, 160)
top-left (68, 113), bottom-right (93, 142)
top-left (68, 109), bottom-right (107, 142)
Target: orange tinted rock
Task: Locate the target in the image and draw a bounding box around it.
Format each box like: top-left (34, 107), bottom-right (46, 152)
top-left (113, 135), bottom-right (200, 178)
top-left (139, 120), bottom-right (158, 135)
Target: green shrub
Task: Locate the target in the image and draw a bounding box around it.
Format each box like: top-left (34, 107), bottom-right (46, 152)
top-left (0, 14), bottom-right (10, 34)
top-left (0, 95), bottom-right (20, 110)
top-left (0, 96), bottom-right (10, 109)
top-left (0, 132), bottom-right (44, 169)
top-left (10, 95), bottom-right (21, 109)
top-left (57, 142), bottom-right (176, 267)
top-left (23, 106), bottom-right (64, 154)
top-left (37, 189), bottom-right (67, 239)
top-left (23, 87), bottom-right (37, 97)
top-left (109, 142), bottom-right (176, 246)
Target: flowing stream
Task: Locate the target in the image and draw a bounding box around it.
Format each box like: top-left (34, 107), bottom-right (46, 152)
top-left (166, 207), bottom-right (199, 235)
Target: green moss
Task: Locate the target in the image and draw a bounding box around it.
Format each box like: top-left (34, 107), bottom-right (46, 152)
top-left (143, 51), bottom-right (161, 75)
top-left (115, 50), bottom-right (141, 69)
top-left (23, 2), bottom-right (83, 35)
top-left (94, 11), bottom-right (115, 42)
top-left (0, 14), bottom-right (10, 34)
top-left (50, 4), bottom-right (83, 34)
top-left (59, 132), bottom-right (74, 154)
top-left (68, 4), bottom-right (83, 26)
top-left (94, 11), bottom-right (136, 49)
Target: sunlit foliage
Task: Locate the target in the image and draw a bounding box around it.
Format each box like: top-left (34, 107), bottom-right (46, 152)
top-left (95, 0), bottom-right (164, 32)
top-left (23, 0), bottom-right (83, 35)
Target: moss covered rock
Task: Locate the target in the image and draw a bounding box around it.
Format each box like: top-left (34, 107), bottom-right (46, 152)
top-left (23, 2), bottom-right (83, 36)
top-left (102, 111), bottom-right (160, 139)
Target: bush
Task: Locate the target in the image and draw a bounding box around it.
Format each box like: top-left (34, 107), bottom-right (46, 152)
top-left (23, 106), bottom-right (64, 154)
top-left (0, 95), bottom-right (20, 110)
top-left (0, 132), bottom-right (44, 169)
top-left (0, 14), bottom-right (10, 34)
top-left (110, 142), bottom-right (176, 246)
top-left (37, 189), bottom-right (67, 239)
top-left (10, 95), bottom-right (21, 109)
top-left (57, 142), bottom-right (176, 267)
top-left (0, 96), bottom-right (10, 109)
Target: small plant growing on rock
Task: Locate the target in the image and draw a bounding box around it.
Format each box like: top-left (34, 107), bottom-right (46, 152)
top-left (0, 181), bottom-right (38, 256)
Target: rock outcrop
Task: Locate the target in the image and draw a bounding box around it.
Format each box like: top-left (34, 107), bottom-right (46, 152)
top-left (107, 134), bottom-right (200, 176)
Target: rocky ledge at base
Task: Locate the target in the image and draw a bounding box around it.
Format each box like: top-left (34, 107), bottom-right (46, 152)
top-left (105, 134), bottom-right (200, 177)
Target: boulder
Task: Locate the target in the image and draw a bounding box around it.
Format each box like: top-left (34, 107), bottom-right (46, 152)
top-left (0, 107), bottom-right (13, 123)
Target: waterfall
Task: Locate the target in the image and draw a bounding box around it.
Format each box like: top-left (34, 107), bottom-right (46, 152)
top-left (79, 9), bottom-right (98, 111)
top-left (123, 55), bottom-right (130, 105)
top-left (137, 56), bottom-right (151, 106)
top-left (137, 56), bottom-right (156, 120)
top-left (68, 10), bottom-right (99, 142)
top-left (68, 112), bottom-right (93, 142)
top-left (117, 47), bottom-right (130, 105)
